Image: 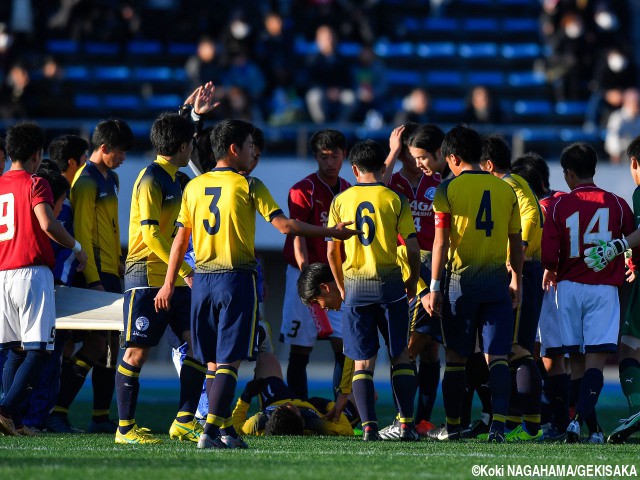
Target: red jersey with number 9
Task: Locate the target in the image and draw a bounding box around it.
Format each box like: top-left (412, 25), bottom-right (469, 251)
top-left (0, 170), bottom-right (55, 270)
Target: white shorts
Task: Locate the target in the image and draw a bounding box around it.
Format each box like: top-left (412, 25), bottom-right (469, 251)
top-left (556, 280), bottom-right (619, 354)
top-left (0, 266), bottom-right (56, 350)
top-left (538, 286), bottom-right (563, 357)
top-left (280, 265), bottom-right (343, 347)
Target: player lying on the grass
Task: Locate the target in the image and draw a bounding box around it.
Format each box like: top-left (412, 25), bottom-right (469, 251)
top-left (154, 119), bottom-right (362, 449)
top-left (231, 325), bottom-right (357, 436)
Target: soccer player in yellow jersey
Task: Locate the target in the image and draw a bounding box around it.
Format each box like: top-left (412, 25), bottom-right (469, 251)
top-left (113, 113), bottom-right (206, 445)
top-left (154, 119), bottom-right (360, 449)
top-left (480, 135), bottom-right (545, 441)
top-left (427, 125), bottom-right (523, 443)
top-left (327, 139), bottom-right (421, 441)
top-left (49, 119), bottom-right (133, 434)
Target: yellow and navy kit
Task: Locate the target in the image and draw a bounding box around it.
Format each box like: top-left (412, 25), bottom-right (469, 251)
top-left (503, 173), bottom-right (543, 261)
top-left (71, 160), bottom-right (122, 286)
top-left (125, 157), bottom-right (192, 289)
top-left (328, 182), bottom-right (416, 305)
top-left (433, 171), bottom-right (521, 301)
top-left (176, 167), bottom-right (282, 273)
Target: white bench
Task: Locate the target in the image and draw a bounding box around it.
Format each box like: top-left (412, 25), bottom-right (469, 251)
top-left (55, 286), bottom-right (124, 331)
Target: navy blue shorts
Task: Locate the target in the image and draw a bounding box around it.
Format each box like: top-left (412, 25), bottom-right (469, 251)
top-left (343, 297), bottom-right (410, 361)
top-left (513, 260), bottom-right (543, 354)
top-left (410, 294), bottom-right (442, 343)
top-left (191, 271), bottom-right (258, 364)
top-left (123, 287), bottom-right (190, 348)
top-left (259, 376), bottom-right (296, 408)
top-left (441, 291), bottom-right (514, 358)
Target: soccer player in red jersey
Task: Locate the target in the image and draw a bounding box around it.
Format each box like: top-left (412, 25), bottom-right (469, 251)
top-left (542, 142), bottom-right (639, 443)
top-left (0, 122), bottom-right (87, 436)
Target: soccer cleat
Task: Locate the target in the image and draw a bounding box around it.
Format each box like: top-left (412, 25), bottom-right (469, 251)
top-left (565, 419), bottom-right (581, 444)
top-left (415, 420), bottom-right (435, 437)
top-left (88, 418), bottom-right (118, 433)
top-left (197, 433), bottom-right (227, 449)
top-left (221, 434), bottom-right (249, 449)
top-left (362, 425), bottom-right (381, 441)
top-left (0, 414), bottom-right (18, 436)
top-left (425, 424), bottom-right (461, 441)
top-left (504, 425), bottom-right (542, 442)
top-left (608, 411), bottom-right (640, 444)
top-left (45, 415), bottom-right (84, 434)
top-left (541, 424), bottom-right (566, 442)
top-left (461, 417), bottom-right (490, 439)
top-left (487, 430), bottom-right (505, 443)
top-left (587, 431), bottom-right (604, 444)
top-left (399, 423), bottom-right (420, 442)
top-left (115, 425), bottom-right (161, 444)
top-left (16, 425), bottom-right (38, 436)
top-left (379, 419), bottom-right (401, 440)
top-left (169, 418), bottom-right (203, 442)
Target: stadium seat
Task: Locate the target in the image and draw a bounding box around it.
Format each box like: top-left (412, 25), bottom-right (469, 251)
top-left (74, 94), bottom-right (101, 109)
top-left (167, 43), bottom-right (196, 56)
top-left (84, 41), bottom-right (119, 55)
top-left (134, 67), bottom-right (173, 81)
top-left (426, 71), bottom-right (463, 86)
top-left (93, 66), bottom-right (130, 81)
top-left (65, 66), bottom-right (90, 81)
top-left (501, 43), bottom-right (542, 60)
top-left (432, 98), bottom-right (466, 114)
top-left (337, 42), bottom-right (361, 57)
top-left (463, 18), bottom-right (499, 32)
top-left (512, 99), bottom-right (553, 116)
top-left (507, 71), bottom-right (546, 87)
top-left (46, 39), bottom-right (79, 54)
top-left (555, 101), bottom-right (588, 117)
top-left (415, 42), bottom-right (456, 58)
top-left (467, 71), bottom-right (505, 87)
top-left (423, 17), bottom-right (459, 33)
top-left (294, 38), bottom-right (317, 56)
top-left (502, 18), bottom-right (539, 34)
top-left (127, 40), bottom-right (162, 55)
top-left (104, 94), bottom-right (141, 110)
top-left (458, 43), bottom-right (498, 58)
top-left (374, 41), bottom-right (413, 57)
top-left (386, 70), bottom-right (422, 86)
top-left (145, 95), bottom-right (182, 110)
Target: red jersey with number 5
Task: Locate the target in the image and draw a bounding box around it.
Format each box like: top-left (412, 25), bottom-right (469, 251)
top-left (388, 172), bottom-right (440, 251)
top-left (0, 170), bottom-right (55, 270)
top-left (541, 183), bottom-right (638, 285)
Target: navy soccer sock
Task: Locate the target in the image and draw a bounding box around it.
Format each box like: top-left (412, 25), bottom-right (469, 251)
top-left (52, 353), bottom-right (93, 416)
top-left (543, 373), bottom-right (570, 430)
top-left (442, 362), bottom-right (466, 432)
top-left (467, 352), bottom-right (492, 416)
top-left (0, 350), bottom-right (47, 417)
top-left (352, 370), bottom-right (377, 431)
top-left (514, 356), bottom-right (542, 434)
top-left (205, 369), bottom-right (216, 397)
top-left (416, 360), bottom-right (440, 422)
top-left (286, 351), bottom-right (309, 400)
top-left (176, 357), bottom-right (206, 422)
top-left (488, 359), bottom-right (511, 434)
top-left (115, 360), bottom-right (141, 434)
top-left (2, 350), bottom-right (27, 398)
top-left (205, 365), bottom-right (238, 437)
top-left (332, 350), bottom-right (345, 399)
top-left (92, 363), bottom-right (116, 422)
top-left (391, 363), bottom-right (416, 424)
top-left (575, 368), bottom-right (604, 422)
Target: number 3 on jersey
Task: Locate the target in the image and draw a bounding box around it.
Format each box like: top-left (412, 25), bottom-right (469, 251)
top-left (475, 190), bottom-right (494, 236)
top-left (355, 201), bottom-right (376, 246)
top-left (203, 187), bottom-right (221, 235)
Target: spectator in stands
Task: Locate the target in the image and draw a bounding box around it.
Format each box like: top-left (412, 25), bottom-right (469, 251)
top-left (0, 62), bottom-right (33, 119)
top-left (185, 36), bottom-right (225, 93)
top-left (304, 25), bottom-right (355, 124)
top-left (222, 48), bottom-right (266, 103)
top-left (349, 44), bottom-right (388, 124)
top-left (605, 88), bottom-right (640, 164)
top-left (30, 56), bottom-right (70, 117)
top-left (393, 87), bottom-right (431, 126)
top-left (463, 85), bottom-right (502, 125)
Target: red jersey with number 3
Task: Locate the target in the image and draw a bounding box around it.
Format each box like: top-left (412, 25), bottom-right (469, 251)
top-left (283, 173), bottom-right (351, 267)
top-left (388, 172), bottom-right (440, 251)
top-left (541, 183), bottom-right (637, 286)
top-left (0, 170), bottom-right (55, 270)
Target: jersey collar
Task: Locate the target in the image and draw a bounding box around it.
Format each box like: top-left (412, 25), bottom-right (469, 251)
top-left (154, 156), bottom-right (179, 179)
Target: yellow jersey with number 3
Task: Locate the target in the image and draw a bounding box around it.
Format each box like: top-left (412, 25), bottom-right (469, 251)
top-left (176, 167), bottom-right (282, 273)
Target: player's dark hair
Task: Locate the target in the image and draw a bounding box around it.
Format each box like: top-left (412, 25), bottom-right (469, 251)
top-left (400, 122), bottom-right (419, 146)
top-left (349, 139), bottom-right (385, 173)
top-left (6, 121), bottom-right (45, 163)
top-left (264, 405), bottom-right (305, 436)
top-left (407, 124), bottom-right (444, 154)
top-left (441, 125), bottom-right (482, 165)
top-left (150, 112), bottom-right (195, 156)
top-left (512, 152), bottom-right (550, 189)
top-left (253, 127), bottom-right (265, 152)
top-left (298, 263), bottom-right (334, 306)
top-left (511, 162), bottom-right (545, 198)
top-left (627, 135), bottom-right (640, 161)
top-left (193, 126), bottom-right (215, 172)
top-left (209, 119), bottom-right (254, 162)
top-left (480, 135), bottom-right (511, 171)
top-left (37, 163), bottom-right (70, 202)
top-left (48, 135), bottom-right (89, 173)
top-left (0, 136), bottom-right (5, 156)
top-left (91, 119), bottom-right (134, 152)
top-left (309, 129), bottom-right (347, 156)
top-left (560, 142), bottom-right (597, 179)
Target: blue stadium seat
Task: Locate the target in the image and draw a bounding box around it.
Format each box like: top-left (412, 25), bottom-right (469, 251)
top-left (167, 43), bottom-right (196, 56)
top-left (426, 71), bottom-right (463, 86)
top-left (84, 41), bottom-right (119, 55)
top-left (65, 66), bottom-right (90, 81)
top-left (432, 98), bottom-right (465, 114)
top-left (508, 71), bottom-right (546, 87)
top-left (374, 41), bottom-right (413, 57)
top-left (501, 43), bottom-right (542, 60)
top-left (415, 42), bottom-right (456, 58)
top-left (127, 40), bottom-right (162, 55)
top-left (467, 71), bottom-right (505, 87)
top-left (172, 68), bottom-right (188, 81)
top-left (458, 43), bottom-right (498, 58)
top-left (386, 70), bottom-right (422, 86)
top-left (74, 94), bottom-right (101, 109)
top-left (46, 39), bottom-right (79, 54)
top-left (513, 100), bottom-right (553, 116)
top-left (463, 18), bottom-right (499, 32)
top-left (294, 38), bottom-right (317, 56)
top-left (145, 95), bottom-right (182, 110)
top-left (337, 42), bottom-right (361, 57)
top-left (555, 101), bottom-right (588, 117)
top-left (502, 18), bottom-right (539, 33)
top-left (423, 17), bottom-right (459, 33)
top-left (104, 95), bottom-right (141, 110)
top-left (93, 66), bottom-right (130, 81)
top-left (134, 67), bottom-right (173, 81)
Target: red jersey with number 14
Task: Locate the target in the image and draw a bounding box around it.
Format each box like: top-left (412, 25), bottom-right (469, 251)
top-left (541, 183), bottom-right (638, 286)
top-left (283, 173), bottom-right (351, 267)
top-left (0, 170), bottom-right (55, 270)
top-left (388, 171), bottom-right (440, 251)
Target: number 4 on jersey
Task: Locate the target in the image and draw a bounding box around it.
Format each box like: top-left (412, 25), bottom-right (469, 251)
top-left (475, 190), bottom-right (494, 237)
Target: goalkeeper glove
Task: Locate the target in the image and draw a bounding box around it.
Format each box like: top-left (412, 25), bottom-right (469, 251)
top-left (583, 238), bottom-right (629, 272)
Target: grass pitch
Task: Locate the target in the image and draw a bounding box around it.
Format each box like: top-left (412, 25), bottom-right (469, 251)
top-left (1, 379), bottom-right (638, 480)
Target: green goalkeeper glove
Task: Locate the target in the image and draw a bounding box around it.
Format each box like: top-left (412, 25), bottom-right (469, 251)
top-left (583, 238), bottom-right (629, 272)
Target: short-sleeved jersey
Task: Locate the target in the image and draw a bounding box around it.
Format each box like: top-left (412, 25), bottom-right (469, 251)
top-left (71, 161), bottom-right (121, 285)
top-left (397, 245), bottom-right (430, 297)
top-left (283, 173), bottom-right (351, 268)
top-left (0, 170), bottom-right (55, 270)
top-left (503, 173), bottom-right (544, 261)
top-left (433, 170), bottom-right (521, 300)
top-left (176, 167), bottom-right (282, 273)
top-left (388, 171), bottom-right (440, 251)
top-left (539, 190), bottom-right (566, 215)
top-left (541, 183), bottom-right (637, 286)
top-left (51, 197), bottom-right (79, 285)
top-left (125, 158), bottom-right (192, 290)
top-left (327, 182), bottom-right (416, 305)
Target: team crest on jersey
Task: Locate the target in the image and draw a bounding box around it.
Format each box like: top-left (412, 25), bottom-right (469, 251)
top-left (135, 316), bottom-right (150, 331)
top-left (425, 187), bottom-right (436, 201)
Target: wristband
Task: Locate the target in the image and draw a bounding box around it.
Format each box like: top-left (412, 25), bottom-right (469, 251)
top-left (430, 279), bottom-right (441, 292)
top-left (72, 241), bottom-right (82, 254)
top-left (614, 238), bottom-right (630, 255)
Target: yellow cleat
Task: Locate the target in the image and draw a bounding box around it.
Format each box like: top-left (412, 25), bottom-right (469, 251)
top-left (115, 425), bottom-right (161, 444)
top-left (169, 418), bottom-right (203, 443)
